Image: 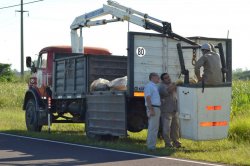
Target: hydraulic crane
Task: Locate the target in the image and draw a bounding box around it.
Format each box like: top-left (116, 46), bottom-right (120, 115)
top-left (70, 0), bottom-right (199, 53)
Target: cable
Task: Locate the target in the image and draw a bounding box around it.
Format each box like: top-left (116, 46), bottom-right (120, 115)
top-left (0, 0), bottom-right (44, 10)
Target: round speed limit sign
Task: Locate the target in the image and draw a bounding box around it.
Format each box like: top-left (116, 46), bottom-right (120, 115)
top-left (136, 47), bottom-right (146, 57)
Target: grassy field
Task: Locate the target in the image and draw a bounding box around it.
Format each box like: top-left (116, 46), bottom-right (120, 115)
top-left (229, 81), bottom-right (250, 143)
top-left (0, 81), bottom-right (250, 165)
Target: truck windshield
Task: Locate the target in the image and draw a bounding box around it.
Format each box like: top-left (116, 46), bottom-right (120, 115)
top-left (37, 53), bottom-right (47, 69)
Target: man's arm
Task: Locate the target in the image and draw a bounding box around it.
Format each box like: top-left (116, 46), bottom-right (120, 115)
top-left (144, 85), bottom-right (155, 117)
top-left (195, 56), bottom-right (205, 81)
top-left (168, 83), bottom-right (176, 93)
top-left (145, 95), bottom-right (155, 116)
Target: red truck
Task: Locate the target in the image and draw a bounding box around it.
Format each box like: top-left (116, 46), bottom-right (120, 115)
top-left (24, 45), bottom-right (148, 137)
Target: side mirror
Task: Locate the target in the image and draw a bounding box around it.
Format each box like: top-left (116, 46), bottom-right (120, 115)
top-left (26, 56), bottom-right (32, 68)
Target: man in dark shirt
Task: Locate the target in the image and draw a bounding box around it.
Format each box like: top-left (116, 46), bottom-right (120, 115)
top-left (159, 73), bottom-right (181, 148)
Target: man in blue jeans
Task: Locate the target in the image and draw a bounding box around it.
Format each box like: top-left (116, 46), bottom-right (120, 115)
top-left (144, 72), bottom-right (161, 150)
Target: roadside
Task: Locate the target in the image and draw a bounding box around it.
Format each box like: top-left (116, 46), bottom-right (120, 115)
top-left (0, 107), bottom-right (250, 165)
top-left (0, 132), bottom-right (224, 166)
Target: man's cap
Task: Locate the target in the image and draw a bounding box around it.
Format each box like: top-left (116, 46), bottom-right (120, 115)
top-left (201, 43), bottom-right (211, 51)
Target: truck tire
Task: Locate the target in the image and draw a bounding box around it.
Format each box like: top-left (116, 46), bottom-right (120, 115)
top-left (127, 111), bottom-right (146, 132)
top-left (25, 99), bottom-right (42, 132)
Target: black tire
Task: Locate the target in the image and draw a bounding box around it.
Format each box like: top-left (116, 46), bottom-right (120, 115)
top-left (127, 111), bottom-right (145, 132)
top-left (25, 99), bottom-right (42, 132)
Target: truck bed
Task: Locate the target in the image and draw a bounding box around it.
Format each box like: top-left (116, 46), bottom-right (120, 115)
top-left (52, 54), bottom-right (127, 99)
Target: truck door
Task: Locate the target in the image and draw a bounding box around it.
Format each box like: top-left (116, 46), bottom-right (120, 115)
top-left (36, 53), bottom-right (49, 97)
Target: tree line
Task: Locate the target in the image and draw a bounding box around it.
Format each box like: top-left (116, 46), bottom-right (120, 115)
top-left (233, 68), bottom-right (250, 80)
top-left (0, 63), bottom-right (249, 82)
top-left (0, 63), bottom-right (30, 82)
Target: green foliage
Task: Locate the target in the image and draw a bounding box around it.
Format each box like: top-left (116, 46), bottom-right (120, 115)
top-left (231, 81), bottom-right (250, 117)
top-left (233, 68), bottom-right (250, 80)
top-left (0, 63), bottom-right (15, 82)
top-left (229, 80), bottom-right (250, 142)
top-left (229, 116), bottom-right (250, 142)
top-left (0, 82), bottom-right (27, 108)
top-left (12, 71), bottom-right (31, 83)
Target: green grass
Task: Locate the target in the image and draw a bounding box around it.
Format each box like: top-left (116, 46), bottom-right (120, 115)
top-left (0, 82), bottom-right (250, 165)
top-left (0, 107), bottom-right (250, 165)
top-left (0, 82), bottom-right (26, 108)
top-left (229, 115), bottom-right (250, 142)
top-left (232, 80), bottom-right (250, 117)
top-left (230, 80), bottom-right (250, 143)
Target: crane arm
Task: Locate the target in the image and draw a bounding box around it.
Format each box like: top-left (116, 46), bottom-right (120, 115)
top-left (70, 0), bottom-right (198, 53)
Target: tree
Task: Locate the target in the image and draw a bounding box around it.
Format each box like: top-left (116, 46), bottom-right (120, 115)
top-left (0, 63), bottom-right (15, 82)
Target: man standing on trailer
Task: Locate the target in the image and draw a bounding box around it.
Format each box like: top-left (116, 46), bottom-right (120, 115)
top-left (159, 73), bottom-right (181, 148)
top-left (195, 43), bottom-right (222, 85)
top-left (144, 73), bottom-right (161, 150)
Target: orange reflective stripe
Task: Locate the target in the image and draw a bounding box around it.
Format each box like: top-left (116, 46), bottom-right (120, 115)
top-left (206, 105), bottom-right (222, 111)
top-left (134, 92), bottom-right (144, 97)
top-left (214, 106), bottom-right (222, 110)
top-left (206, 106), bottom-right (214, 110)
top-left (200, 121), bottom-right (228, 127)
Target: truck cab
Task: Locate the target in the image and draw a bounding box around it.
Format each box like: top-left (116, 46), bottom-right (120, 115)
top-left (26, 46), bottom-right (111, 98)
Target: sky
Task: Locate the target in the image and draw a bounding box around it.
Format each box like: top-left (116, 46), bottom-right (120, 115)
top-left (0, 0), bottom-right (249, 71)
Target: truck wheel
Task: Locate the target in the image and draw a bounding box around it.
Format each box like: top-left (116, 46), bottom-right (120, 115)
top-left (25, 99), bottom-right (42, 132)
top-left (127, 111), bottom-right (145, 132)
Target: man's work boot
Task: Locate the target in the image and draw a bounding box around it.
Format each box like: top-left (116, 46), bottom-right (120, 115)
top-left (165, 142), bottom-right (173, 148)
top-left (172, 141), bottom-right (181, 148)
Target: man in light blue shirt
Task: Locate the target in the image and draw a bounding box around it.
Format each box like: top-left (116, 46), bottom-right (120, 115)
top-left (144, 72), bottom-right (161, 150)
